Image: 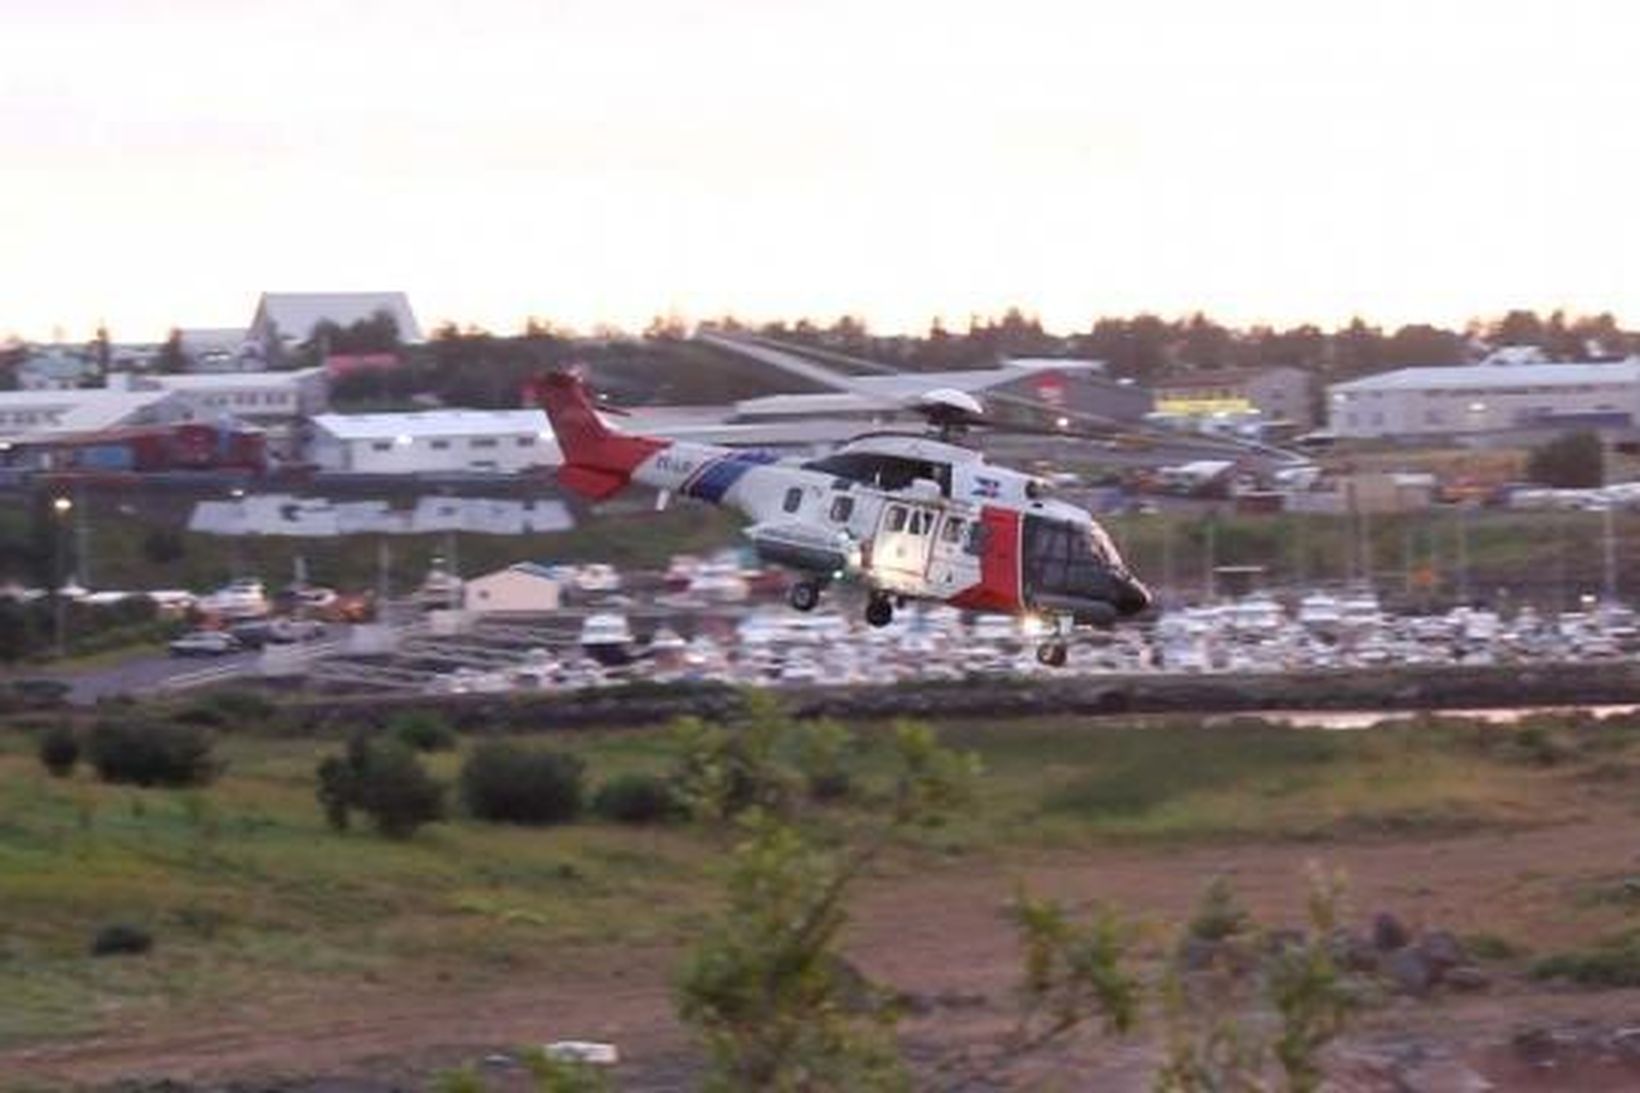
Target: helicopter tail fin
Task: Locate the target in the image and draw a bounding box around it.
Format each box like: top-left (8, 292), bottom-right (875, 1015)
top-left (531, 371), bottom-right (668, 500)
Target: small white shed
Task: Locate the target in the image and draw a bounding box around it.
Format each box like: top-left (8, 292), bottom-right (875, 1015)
top-left (463, 562), bottom-right (563, 614)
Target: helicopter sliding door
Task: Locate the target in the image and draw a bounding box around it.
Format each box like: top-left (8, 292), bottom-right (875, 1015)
top-left (926, 511), bottom-right (981, 595)
top-left (872, 501), bottom-right (939, 587)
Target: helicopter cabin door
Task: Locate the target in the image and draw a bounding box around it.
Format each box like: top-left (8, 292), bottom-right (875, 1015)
top-left (926, 510), bottom-right (980, 595)
top-left (872, 501), bottom-right (939, 588)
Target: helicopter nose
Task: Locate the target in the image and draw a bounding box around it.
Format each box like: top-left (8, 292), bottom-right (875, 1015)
top-left (1113, 571), bottom-right (1152, 616)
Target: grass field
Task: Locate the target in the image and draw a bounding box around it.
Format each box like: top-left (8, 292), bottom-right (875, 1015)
top-left (0, 710), bottom-right (1631, 1053)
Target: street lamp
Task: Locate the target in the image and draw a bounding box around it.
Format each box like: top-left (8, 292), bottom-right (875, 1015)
top-left (51, 496), bottom-right (72, 657)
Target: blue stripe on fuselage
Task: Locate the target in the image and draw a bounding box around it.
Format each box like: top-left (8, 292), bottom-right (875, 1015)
top-left (683, 450), bottom-right (780, 503)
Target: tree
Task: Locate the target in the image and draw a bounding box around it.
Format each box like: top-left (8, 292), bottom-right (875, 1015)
top-left (1527, 430), bottom-right (1604, 488)
top-left (316, 734), bottom-right (445, 838)
top-left (674, 709), bottom-right (981, 1090)
top-left (156, 328), bottom-right (189, 373)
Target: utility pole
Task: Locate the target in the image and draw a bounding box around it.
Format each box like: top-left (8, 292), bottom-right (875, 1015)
top-left (1603, 505), bottom-right (1618, 603)
top-left (1456, 504), bottom-right (1470, 606)
top-left (51, 496), bottom-right (72, 657)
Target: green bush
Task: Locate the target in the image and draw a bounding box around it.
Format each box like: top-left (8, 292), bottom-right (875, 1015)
top-left (593, 773), bottom-right (679, 824)
top-left (316, 734), bottom-right (446, 839)
top-left (391, 709), bottom-right (457, 752)
top-left (461, 741), bottom-right (585, 826)
top-left (205, 688), bottom-right (278, 727)
top-left (1533, 933), bottom-right (1640, 986)
top-left (86, 720), bottom-right (220, 788)
top-left (37, 724), bottom-right (79, 777)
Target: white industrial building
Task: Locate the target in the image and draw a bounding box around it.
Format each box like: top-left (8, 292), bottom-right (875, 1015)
top-left (1327, 360), bottom-right (1640, 438)
top-left (306, 410), bottom-right (562, 474)
top-left (0, 389), bottom-right (187, 442)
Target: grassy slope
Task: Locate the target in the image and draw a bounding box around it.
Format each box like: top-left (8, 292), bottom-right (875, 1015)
top-left (0, 711), bottom-right (1620, 1051)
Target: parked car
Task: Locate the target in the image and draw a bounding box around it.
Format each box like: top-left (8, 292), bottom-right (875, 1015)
top-left (168, 630), bottom-right (242, 657)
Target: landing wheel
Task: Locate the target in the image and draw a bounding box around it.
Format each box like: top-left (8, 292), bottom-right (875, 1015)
top-left (788, 580), bottom-right (822, 612)
top-left (865, 596), bottom-right (894, 628)
top-left (1036, 642), bottom-right (1068, 668)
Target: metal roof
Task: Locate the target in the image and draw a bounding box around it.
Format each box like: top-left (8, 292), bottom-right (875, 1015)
top-left (150, 368), bottom-right (324, 391)
top-left (1332, 360), bottom-right (1640, 393)
top-left (311, 410), bottom-right (550, 441)
top-left (0, 390), bottom-right (182, 438)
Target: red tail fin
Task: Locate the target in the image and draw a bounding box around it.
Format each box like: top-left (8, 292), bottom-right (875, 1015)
top-left (531, 371), bottom-right (668, 500)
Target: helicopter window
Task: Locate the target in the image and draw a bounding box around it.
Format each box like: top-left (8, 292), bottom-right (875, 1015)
top-left (829, 495), bottom-right (854, 523)
top-left (964, 522), bottom-right (987, 556)
top-left (886, 505), bottom-right (908, 532)
top-left (1022, 516), bottom-right (1110, 597)
top-left (941, 517), bottom-right (965, 544)
top-left (908, 510), bottom-right (932, 536)
top-left (802, 452), bottom-right (953, 496)
top-left (782, 487), bottom-right (803, 514)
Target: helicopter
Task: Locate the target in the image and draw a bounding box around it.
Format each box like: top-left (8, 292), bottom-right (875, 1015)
top-left (533, 370), bottom-right (1152, 666)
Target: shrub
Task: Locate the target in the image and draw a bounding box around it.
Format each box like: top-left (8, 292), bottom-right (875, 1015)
top-left (1533, 933), bottom-right (1640, 986)
top-left (391, 709), bottom-right (457, 752)
top-left (461, 742), bottom-right (585, 825)
top-left (90, 922), bottom-right (153, 957)
top-left (38, 724), bottom-right (79, 777)
top-left (593, 773), bottom-right (680, 824)
top-left (86, 720), bottom-right (220, 788)
top-left (316, 734), bottom-right (446, 839)
top-left (1187, 876), bottom-right (1249, 942)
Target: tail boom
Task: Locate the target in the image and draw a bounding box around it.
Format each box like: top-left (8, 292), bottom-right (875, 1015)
top-left (533, 372), bottom-right (670, 500)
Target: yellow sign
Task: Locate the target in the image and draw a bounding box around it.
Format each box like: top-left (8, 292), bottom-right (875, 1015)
top-left (1155, 396), bottom-right (1255, 416)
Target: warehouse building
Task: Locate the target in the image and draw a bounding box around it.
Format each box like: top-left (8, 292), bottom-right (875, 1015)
top-left (306, 410), bottom-right (561, 474)
top-left (1327, 360), bottom-right (1640, 439)
top-left (1152, 366), bottom-right (1314, 429)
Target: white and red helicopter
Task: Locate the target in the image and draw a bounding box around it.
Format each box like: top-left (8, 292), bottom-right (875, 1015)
top-left (533, 370), bottom-right (1151, 666)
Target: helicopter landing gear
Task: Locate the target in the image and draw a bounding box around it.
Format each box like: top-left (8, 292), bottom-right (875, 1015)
top-left (1036, 642), bottom-right (1068, 668)
top-left (788, 579), bottom-right (823, 612)
top-left (865, 595), bottom-right (894, 629)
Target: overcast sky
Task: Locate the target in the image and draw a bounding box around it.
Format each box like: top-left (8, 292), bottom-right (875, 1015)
top-left (4, 0), bottom-right (1638, 342)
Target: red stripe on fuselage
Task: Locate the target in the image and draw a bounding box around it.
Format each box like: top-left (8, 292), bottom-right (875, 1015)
top-left (949, 506), bottom-right (1022, 613)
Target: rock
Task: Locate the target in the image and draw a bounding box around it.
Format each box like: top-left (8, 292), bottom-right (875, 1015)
top-left (1386, 947), bottom-right (1435, 997)
top-left (1373, 911), bottom-right (1412, 951)
top-left (1417, 930), bottom-right (1467, 974)
top-left (1512, 1026), bottom-right (1559, 1067)
top-left (1331, 928), bottom-right (1381, 972)
top-left (1180, 937), bottom-right (1225, 971)
top-left (1444, 965), bottom-right (1492, 991)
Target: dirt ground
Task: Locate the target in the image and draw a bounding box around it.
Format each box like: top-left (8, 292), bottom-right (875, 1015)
top-left (11, 810), bottom-right (1640, 1091)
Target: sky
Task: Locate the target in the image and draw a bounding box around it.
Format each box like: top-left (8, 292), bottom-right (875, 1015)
top-left (4, 0), bottom-right (1640, 342)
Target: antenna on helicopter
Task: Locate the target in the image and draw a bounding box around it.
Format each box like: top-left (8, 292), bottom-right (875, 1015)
top-left (913, 388), bottom-right (986, 442)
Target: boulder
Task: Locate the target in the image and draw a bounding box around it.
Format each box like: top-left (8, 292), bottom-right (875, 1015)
top-left (1386, 947), bottom-right (1435, 997)
top-left (1373, 911), bottom-right (1412, 951)
top-left (1417, 930), bottom-right (1468, 975)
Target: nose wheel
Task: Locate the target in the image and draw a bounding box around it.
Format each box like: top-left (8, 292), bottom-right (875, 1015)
top-left (1036, 642), bottom-right (1068, 668)
top-left (788, 580), bottom-right (823, 612)
top-left (865, 595), bottom-right (894, 628)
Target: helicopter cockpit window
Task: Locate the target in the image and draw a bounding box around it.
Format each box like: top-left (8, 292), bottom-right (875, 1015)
top-left (782, 487), bottom-right (803, 514)
top-left (886, 505), bottom-right (908, 532)
top-left (941, 516), bottom-right (965, 544)
top-left (829, 495), bottom-right (854, 523)
top-left (1022, 516), bottom-right (1109, 597)
top-left (908, 510), bottom-right (932, 536)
